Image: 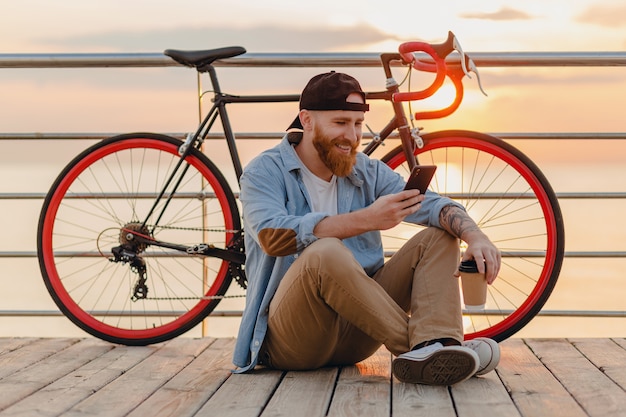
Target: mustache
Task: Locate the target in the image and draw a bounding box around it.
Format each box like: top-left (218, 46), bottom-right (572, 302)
top-left (331, 138), bottom-right (358, 151)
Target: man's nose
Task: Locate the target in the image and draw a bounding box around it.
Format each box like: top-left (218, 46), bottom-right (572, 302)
top-left (344, 124), bottom-right (360, 142)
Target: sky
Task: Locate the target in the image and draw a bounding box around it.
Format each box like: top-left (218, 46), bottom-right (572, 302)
top-left (0, 1), bottom-right (624, 338)
top-left (1, 0), bottom-right (626, 157)
top-left (2, 0), bottom-right (626, 53)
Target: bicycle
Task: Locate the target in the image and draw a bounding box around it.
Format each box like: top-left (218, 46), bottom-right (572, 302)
top-left (37, 32), bottom-right (564, 346)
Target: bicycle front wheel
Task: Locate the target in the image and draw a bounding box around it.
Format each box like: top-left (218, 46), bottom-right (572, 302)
top-left (382, 130), bottom-right (564, 342)
top-left (37, 133), bottom-right (241, 345)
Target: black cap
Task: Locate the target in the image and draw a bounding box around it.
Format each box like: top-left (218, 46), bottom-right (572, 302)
top-left (287, 71), bottom-right (369, 130)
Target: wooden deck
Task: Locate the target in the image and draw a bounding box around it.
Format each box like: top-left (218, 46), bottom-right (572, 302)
top-left (0, 337), bottom-right (624, 417)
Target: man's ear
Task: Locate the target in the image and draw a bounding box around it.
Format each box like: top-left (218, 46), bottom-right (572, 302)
top-left (299, 109), bottom-right (314, 131)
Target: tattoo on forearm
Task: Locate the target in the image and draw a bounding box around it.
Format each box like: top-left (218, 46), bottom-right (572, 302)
top-left (439, 205), bottom-right (480, 239)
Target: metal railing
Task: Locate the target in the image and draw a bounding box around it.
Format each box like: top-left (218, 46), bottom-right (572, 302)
top-left (1, 51), bottom-right (625, 324)
top-left (2, 51), bottom-right (626, 68)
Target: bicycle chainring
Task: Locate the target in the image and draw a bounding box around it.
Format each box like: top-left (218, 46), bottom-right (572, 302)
top-left (227, 230), bottom-right (247, 290)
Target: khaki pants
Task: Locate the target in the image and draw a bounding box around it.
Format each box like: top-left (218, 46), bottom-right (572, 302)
top-left (261, 227), bottom-right (462, 370)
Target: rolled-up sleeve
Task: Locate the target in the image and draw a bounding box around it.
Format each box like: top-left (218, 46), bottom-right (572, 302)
top-left (417, 190), bottom-right (465, 228)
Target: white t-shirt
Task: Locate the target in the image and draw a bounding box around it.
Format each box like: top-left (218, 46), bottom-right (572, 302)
top-left (298, 161), bottom-right (338, 216)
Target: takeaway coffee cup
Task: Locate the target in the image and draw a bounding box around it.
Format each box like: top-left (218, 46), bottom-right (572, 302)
top-left (459, 259), bottom-right (487, 310)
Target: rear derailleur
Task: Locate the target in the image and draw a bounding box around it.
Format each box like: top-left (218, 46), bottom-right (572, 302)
top-left (110, 245), bottom-right (149, 301)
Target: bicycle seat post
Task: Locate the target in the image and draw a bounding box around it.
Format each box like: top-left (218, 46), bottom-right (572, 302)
top-left (203, 65), bottom-right (244, 180)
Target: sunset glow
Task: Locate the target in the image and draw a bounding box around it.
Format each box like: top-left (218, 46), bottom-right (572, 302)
top-left (2, 0), bottom-right (624, 137)
top-left (0, 0), bottom-right (624, 340)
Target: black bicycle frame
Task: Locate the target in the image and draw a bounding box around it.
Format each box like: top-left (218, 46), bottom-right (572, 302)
top-left (139, 59), bottom-right (416, 232)
top-left (140, 65), bottom-right (300, 231)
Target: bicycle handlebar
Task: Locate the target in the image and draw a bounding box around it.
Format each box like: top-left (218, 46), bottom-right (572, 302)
top-left (392, 31), bottom-right (457, 103)
top-left (384, 31), bottom-right (487, 120)
top-left (412, 53), bottom-right (487, 120)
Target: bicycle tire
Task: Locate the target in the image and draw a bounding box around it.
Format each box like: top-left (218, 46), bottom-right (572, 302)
top-left (381, 130), bottom-right (564, 342)
top-left (37, 133), bottom-right (240, 345)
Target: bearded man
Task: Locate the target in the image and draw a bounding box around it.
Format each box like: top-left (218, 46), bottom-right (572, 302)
top-left (233, 72), bottom-right (502, 386)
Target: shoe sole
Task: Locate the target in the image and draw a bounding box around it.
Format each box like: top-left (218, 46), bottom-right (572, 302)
top-left (392, 349), bottom-right (478, 386)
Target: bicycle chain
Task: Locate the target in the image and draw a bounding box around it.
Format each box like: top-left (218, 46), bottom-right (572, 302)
top-left (117, 224), bottom-right (248, 296)
top-left (155, 224), bottom-right (242, 234)
top-left (143, 293), bottom-right (247, 301)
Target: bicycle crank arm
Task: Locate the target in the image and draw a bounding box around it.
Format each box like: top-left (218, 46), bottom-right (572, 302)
top-left (140, 238), bottom-right (246, 264)
top-left (187, 243), bottom-right (246, 264)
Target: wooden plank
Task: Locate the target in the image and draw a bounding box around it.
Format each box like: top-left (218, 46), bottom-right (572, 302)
top-left (326, 348), bottom-right (391, 417)
top-left (392, 378), bottom-right (455, 417)
top-left (0, 343), bottom-right (157, 417)
top-left (0, 337), bottom-right (624, 417)
top-left (497, 339), bottom-right (587, 417)
top-left (569, 338), bottom-right (626, 390)
top-left (0, 338), bottom-right (38, 356)
top-left (0, 338), bottom-right (113, 411)
top-left (261, 367), bottom-right (338, 417)
top-left (126, 338), bottom-right (235, 417)
top-left (194, 368), bottom-right (284, 417)
top-left (450, 368), bottom-right (521, 417)
top-left (612, 337), bottom-right (626, 350)
top-left (526, 338), bottom-right (626, 417)
top-left (61, 337), bottom-right (214, 417)
top-left (0, 338), bottom-right (79, 380)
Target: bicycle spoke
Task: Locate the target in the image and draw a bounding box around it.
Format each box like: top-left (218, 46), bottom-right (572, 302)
top-left (38, 134), bottom-right (241, 345)
top-left (382, 130), bottom-right (563, 341)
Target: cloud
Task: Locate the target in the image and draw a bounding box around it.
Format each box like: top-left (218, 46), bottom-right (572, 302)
top-left (576, 4), bottom-right (626, 28)
top-left (460, 7), bottom-right (533, 21)
top-left (481, 69), bottom-right (623, 89)
top-left (37, 24), bottom-right (398, 53)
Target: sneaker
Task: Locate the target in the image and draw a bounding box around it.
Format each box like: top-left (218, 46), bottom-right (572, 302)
top-left (392, 342), bottom-right (479, 385)
top-left (462, 337), bottom-right (500, 376)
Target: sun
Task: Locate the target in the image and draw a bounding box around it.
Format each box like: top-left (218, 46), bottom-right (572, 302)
top-left (401, 81), bottom-right (459, 122)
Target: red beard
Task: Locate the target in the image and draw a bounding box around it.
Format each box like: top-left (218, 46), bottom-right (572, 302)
top-left (312, 125), bottom-right (358, 177)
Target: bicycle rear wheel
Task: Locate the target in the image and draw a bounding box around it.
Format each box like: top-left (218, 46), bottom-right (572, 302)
top-left (37, 133), bottom-right (241, 345)
top-left (382, 130), bottom-right (564, 342)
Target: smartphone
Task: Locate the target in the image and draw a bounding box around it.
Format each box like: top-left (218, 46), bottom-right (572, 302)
top-left (403, 165), bottom-right (437, 194)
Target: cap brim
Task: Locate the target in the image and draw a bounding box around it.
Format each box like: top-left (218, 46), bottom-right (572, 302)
top-left (287, 115), bottom-right (303, 131)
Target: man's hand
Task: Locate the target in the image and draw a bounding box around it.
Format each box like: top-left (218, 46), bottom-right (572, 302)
top-left (365, 189), bottom-right (424, 230)
top-left (313, 189), bottom-right (423, 239)
top-left (460, 229), bottom-right (501, 284)
top-left (439, 205), bottom-right (501, 284)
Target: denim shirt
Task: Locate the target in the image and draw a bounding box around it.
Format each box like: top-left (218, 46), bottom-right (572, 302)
top-left (232, 135), bottom-right (463, 372)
